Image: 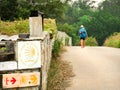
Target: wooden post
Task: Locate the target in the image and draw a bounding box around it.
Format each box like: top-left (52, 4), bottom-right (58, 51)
top-left (29, 16), bottom-right (43, 37)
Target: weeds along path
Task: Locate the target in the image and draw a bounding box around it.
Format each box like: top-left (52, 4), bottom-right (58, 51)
top-left (61, 46), bottom-right (120, 90)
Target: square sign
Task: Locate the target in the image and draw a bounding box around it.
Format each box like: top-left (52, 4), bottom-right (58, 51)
top-left (17, 41), bottom-right (41, 69)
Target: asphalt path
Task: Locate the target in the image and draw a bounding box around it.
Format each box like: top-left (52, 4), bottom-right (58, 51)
top-left (61, 46), bottom-right (120, 90)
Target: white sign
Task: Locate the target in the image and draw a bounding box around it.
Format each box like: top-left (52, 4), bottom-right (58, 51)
top-left (17, 41), bottom-right (41, 69)
top-left (0, 61), bottom-right (17, 71)
top-left (3, 72), bottom-right (40, 88)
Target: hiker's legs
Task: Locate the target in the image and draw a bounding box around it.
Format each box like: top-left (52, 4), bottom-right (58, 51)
top-left (83, 40), bottom-right (85, 47)
top-left (80, 39), bottom-right (85, 48)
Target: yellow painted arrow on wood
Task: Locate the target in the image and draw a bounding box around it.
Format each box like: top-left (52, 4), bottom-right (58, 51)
top-left (30, 75), bottom-right (37, 84)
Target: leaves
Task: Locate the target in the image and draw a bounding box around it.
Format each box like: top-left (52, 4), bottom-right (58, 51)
top-left (104, 32), bottom-right (120, 48)
top-left (0, 0), bottom-right (69, 21)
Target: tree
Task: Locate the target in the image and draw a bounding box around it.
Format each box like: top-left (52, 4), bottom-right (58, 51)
top-left (0, 0), bottom-right (19, 21)
top-left (35, 0), bottom-right (71, 21)
top-left (99, 0), bottom-right (120, 17)
top-left (0, 0), bottom-right (71, 21)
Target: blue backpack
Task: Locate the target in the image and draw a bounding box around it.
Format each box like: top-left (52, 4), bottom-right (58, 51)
top-left (79, 28), bottom-right (87, 38)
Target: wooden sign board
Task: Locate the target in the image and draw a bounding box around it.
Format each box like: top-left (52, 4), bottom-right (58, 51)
top-left (17, 41), bottom-right (41, 69)
top-left (2, 72), bottom-right (40, 88)
top-left (0, 61), bottom-right (17, 71)
top-left (2, 73), bottom-right (19, 88)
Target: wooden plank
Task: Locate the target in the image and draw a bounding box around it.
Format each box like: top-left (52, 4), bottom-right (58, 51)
top-left (0, 61), bottom-right (17, 71)
top-left (2, 72), bottom-right (40, 89)
top-left (16, 41), bottom-right (41, 69)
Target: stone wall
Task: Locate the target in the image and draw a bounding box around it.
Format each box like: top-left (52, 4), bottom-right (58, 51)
top-left (56, 31), bottom-right (72, 46)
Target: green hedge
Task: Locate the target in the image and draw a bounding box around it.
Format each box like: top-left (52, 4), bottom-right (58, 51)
top-left (52, 39), bottom-right (63, 58)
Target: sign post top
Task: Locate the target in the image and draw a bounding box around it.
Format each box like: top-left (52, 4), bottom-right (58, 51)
top-left (30, 10), bottom-right (44, 17)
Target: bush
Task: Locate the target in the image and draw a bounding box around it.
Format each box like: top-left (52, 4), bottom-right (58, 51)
top-left (15, 19), bottom-right (29, 34)
top-left (65, 37), bottom-right (69, 46)
top-left (104, 32), bottom-right (120, 48)
top-left (52, 39), bottom-right (63, 58)
top-left (44, 18), bottom-right (57, 38)
top-left (85, 37), bottom-right (98, 46)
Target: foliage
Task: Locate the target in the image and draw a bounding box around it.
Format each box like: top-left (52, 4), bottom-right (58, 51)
top-left (0, 0), bottom-right (70, 21)
top-left (57, 23), bottom-right (79, 45)
top-left (58, 0), bottom-right (120, 46)
top-left (0, 47), bottom-right (7, 51)
top-left (52, 39), bottom-right (63, 58)
top-left (86, 12), bottom-right (120, 45)
top-left (62, 0), bottom-right (91, 24)
top-left (0, 18), bottom-right (57, 36)
top-left (37, 0), bottom-right (69, 21)
top-left (14, 19), bottom-right (29, 34)
top-left (0, 0), bottom-right (31, 21)
top-left (0, 0), bottom-right (18, 21)
top-left (99, 0), bottom-right (120, 17)
top-left (104, 32), bottom-right (120, 48)
top-left (65, 37), bottom-right (69, 46)
top-left (85, 37), bottom-right (98, 46)
top-left (44, 18), bottom-right (57, 38)
top-left (0, 19), bottom-right (29, 35)
top-left (0, 0), bottom-right (120, 46)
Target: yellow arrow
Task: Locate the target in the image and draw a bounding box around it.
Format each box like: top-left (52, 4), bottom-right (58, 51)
top-left (30, 75), bottom-right (37, 84)
top-left (20, 76), bottom-right (27, 84)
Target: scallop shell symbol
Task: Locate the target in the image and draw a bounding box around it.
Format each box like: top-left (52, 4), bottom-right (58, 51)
top-left (22, 45), bottom-right (37, 60)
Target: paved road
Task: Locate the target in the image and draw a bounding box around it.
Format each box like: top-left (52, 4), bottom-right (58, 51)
top-left (61, 46), bottom-right (120, 90)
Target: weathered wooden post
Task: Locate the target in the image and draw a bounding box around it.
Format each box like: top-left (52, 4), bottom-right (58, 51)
top-left (29, 11), bottom-right (44, 37)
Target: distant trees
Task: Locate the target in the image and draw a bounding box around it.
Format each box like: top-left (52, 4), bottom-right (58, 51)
top-left (99, 0), bottom-right (120, 17)
top-left (0, 0), bottom-right (120, 46)
top-left (57, 0), bottom-right (120, 46)
top-left (0, 0), bottom-right (70, 21)
top-left (0, 0), bottom-right (19, 21)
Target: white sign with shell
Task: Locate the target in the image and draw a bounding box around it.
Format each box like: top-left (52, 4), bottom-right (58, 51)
top-left (17, 41), bottom-right (41, 69)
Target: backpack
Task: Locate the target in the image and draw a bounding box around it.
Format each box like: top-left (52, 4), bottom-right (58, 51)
top-left (79, 28), bottom-right (87, 38)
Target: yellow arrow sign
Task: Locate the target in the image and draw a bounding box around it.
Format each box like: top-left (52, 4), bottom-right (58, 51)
top-left (19, 72), bottom-right (40, 87)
